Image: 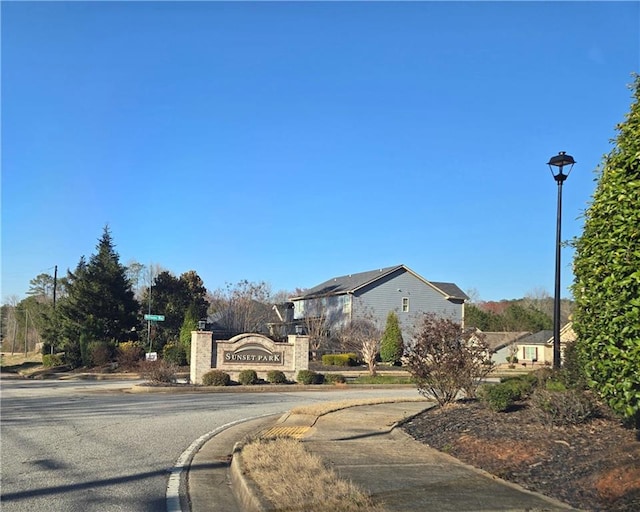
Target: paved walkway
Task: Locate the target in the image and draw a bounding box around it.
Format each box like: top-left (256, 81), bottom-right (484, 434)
top-left (188, 401), bottom-right (581, 512)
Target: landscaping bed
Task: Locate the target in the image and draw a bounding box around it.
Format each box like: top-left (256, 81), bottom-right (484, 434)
top-left (402, 399), bottom-right (640, 512)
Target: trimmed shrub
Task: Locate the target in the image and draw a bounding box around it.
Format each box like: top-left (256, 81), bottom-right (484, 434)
top-left (266, 370), bottom-right (287, 384)
top-left (116, 341), bottom-right (144, 369)
top-left (572, 75), bottom-right (640, 427)
top-left (297, 370), bottom-right (324, 385)
top-left (139, 360), bottom-right (177, 384)
top-left (238, 369), bottom-right (259, 385)
top-left (324, 373), bottom-right (346, 385)
top-left (500, 376), bottom-right (534, 400)
top-left (321, 353), bottom-right (359, 367)
top-left (88, 341), bottom-right (112, 367)
top-left (202, 370), bottom-right (231, 387)
top-left (530, 388), bottom-right (598, 426)
top-left (479, 383), bottom-right (521, 412)
top-left (42, 354), bottom-right (64, 368)
top-left (162, 341), bottom-right (187, 366)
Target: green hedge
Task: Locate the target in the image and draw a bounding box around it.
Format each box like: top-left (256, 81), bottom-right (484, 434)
top-left (321, 353), bottom-right (359, 366)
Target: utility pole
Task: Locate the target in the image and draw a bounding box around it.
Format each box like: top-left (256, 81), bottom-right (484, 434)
top-left (24, 309), bottom-right (29, 356)
top-left (52, 265), bottom-right (58, 354)
top-left (53, 265), bottom-right (58, 309)
top-left (147, 265), bottom-right (152, 354)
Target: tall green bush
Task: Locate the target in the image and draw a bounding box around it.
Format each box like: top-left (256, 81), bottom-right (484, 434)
top-left (380, 311), bottom-right (404, 364)
top-left (179, 305), bottom-right (198, 364)
top-left (572, 75), bottom-right (640, 427)
top-left (162, 341), bottom-right (187, 366)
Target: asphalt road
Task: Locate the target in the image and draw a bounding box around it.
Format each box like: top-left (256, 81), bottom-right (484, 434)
top-left (1, 379), bottom-right (420, 511)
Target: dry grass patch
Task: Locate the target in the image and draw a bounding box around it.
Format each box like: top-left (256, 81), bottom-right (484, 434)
top-left (290, 396), bottom-right (429, 417)
top-left (1, 351), bottom-right (44, 376)
top-left (240, 437), bottom-right (386, 512)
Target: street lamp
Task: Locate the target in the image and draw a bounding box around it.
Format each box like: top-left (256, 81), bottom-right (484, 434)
top-left (547, 151), bottom-right (576, 369)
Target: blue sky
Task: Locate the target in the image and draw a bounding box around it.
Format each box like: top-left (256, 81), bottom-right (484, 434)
top-left (2, 1), bottom-right (639, 304)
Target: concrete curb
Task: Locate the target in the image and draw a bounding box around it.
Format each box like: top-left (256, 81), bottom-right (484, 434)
top-left (128, 383), bottom-right (415, 393)
top-left (229, 441), bottom-right (274, 512)
top-left (216, 400), bottom-right (581, 512)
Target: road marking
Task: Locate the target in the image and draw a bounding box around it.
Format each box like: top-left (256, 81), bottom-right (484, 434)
top-left (165, 413), bottom-right (278, 512)
top-left (259, 426), bottom-right (310, 439)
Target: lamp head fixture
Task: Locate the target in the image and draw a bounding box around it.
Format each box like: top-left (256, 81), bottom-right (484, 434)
top-left (547, 151), bottom-right (576, 182)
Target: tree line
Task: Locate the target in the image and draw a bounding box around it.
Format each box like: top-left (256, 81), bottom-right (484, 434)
top-left (0, 226), bottom-right (293, 367)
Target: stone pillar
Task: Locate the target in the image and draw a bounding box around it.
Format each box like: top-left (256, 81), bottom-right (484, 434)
top-left (190, 330), bottom-right (213, 385)
top-left (289, 335), bottom-right (310, 372)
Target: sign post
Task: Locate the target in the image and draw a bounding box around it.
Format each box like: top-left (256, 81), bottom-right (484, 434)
top-left (144, 314), bottom-right (165, 353)
top-left (144, 314), bottom-right (165, 322)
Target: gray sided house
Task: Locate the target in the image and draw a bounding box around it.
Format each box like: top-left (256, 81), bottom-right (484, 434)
top-left (290, 264), bottom-right (468, 338)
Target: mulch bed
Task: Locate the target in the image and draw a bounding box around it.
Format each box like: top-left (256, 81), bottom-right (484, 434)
top-left (401, 400), bottom-right (640, 512)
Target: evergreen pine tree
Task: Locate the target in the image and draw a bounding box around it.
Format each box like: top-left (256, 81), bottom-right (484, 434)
top-left (572, 75), bottom-right (640, 426)
top-left (380, 311), bottom-right (404, 364)
top-left (59, 226), bottom-right (139, 366)
top-left (179, 305), bottom-right (199, 364)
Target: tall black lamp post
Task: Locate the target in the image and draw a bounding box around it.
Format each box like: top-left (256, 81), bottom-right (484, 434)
top-left (547, 151), bottom-right (576, 369)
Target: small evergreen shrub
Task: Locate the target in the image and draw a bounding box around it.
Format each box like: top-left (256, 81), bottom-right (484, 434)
top-left (238, 369), bottom-right (259, 385)
top-left (321, 353), bottom-right (359, 366)
top-left (266, 370), bottom-right (287, 384)
top-left (324, 373), bottom-right (346, 384)
top-left (500, 376), bottom-right (534, 400)
top-left (479, 383), bottom-right (521, 412)
top-left (42, 354), bottom-right (64, 368)
top-left (88, 341), bottom-right (112, 367)
top-left (202, 370), bottom-right (231, 386)
top-left (162, 341), bottom-right (187, 366)
top-left (139, 360), bottom-right (177, 384)
top-left (380, 311), bottom-right (404, 364)
top-left (530, 388), bottom-right (598, 426)
top-left (297, 370), bottom-right (324, 385)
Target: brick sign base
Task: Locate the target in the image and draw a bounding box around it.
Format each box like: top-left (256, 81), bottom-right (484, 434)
top-left (190, 331), bottom-right (309, 384)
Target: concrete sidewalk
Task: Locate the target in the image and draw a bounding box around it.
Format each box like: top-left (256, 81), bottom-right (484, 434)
top-left (188, 401), bottom-right (581, 512)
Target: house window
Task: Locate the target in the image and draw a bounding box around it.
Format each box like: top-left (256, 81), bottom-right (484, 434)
top-left (342, 295), bottom-right (351, 314)
top-left (402, 297), bottom-right (409, 312)
top-left (523, 346), bottom-right (538, 361)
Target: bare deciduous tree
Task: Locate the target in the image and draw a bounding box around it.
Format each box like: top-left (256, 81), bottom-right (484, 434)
top-left (208, 280), bottom-right (274, 335)
top-left (336, 318), bottom-right (381, 376)
top-left (300, 300), bottom-right (330, 360)
top-left (405, 314), bottom-right (494, 406)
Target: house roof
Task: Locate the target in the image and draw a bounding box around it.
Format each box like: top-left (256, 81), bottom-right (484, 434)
top-left (543, 322), bottom-right (576, 345)
top-left (290, 264), bottom-right (469, 301)
top-left (519, 330), bottom-right (554, 346)
top-left (482, 331), bottom-right (531, 352)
